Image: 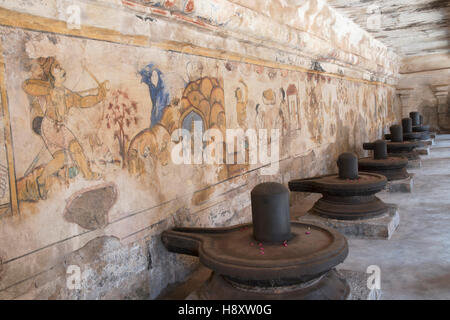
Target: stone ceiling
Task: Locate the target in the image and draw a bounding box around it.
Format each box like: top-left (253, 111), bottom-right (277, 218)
top-left (326, 0), bottom-right (450, 57)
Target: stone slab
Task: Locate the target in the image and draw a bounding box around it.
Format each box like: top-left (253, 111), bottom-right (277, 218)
top-left (297, 204), bottom-right (400, 240)
top-left (385, 175), bottom-right (413, 193)
top-left (186, 269), bottom-right (381, 300)
top-left (417, 146), bottom-right (430, 155)
top-left (337, 269), bottom-right (382, 300)
top-left (407, 158), bottom-right (421, 169)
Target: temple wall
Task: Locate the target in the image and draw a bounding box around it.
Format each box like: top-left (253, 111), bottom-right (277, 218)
top-left (398, 53), bottom-right (450, 131)
top-left (0, 0), bottom-right (400, 299)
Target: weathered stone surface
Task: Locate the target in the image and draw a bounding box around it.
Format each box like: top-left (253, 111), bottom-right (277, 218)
top-left (416, 146), bottom-right (430, 155)
top-left (64, 183), bottom-right (118, 230)
top-left (398, 54), bottom-right (449, 132)
top-left (386, 175), bottom-right (414, 193)
top-left (7, 231), bottom-right (199, 300)
top-left (185, 268), bottom-right (380, 300)
top-left (297, 204), bottom-right (400, 239)
top-left (407, 159), bottom-right (422, 169)
top-left (5, 236), bottom-right (145, 299)
top-left (337, 269), bottom-right (381, 300)
top-left (146, 233), bottom-right (198, 300)
top-left (327, 0), bottom-right (449, 57)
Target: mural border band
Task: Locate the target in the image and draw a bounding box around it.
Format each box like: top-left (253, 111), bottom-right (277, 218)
top-left (0, 7), bottom-right (394, 88)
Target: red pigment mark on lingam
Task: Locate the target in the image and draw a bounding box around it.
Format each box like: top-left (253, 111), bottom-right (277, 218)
top-left (306, 231), bottom-right (311, 235)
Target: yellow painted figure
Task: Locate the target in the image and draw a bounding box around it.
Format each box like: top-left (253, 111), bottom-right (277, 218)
top-left (235, 79), bottom-right (248, 129)
top-left (22, 57), bottom-right (107, 199)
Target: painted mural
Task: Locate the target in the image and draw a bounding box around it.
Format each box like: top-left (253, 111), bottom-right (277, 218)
top-left (0, 28), bottom-right (396, 220)
top-left (18, 57), bottom-right (107, 202)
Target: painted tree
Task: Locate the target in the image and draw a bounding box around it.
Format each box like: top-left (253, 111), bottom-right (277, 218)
top-left (104, 89), bottom-right (139, 168)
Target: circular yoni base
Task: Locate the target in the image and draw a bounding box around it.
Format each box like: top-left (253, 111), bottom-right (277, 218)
top-left (358, 157), bottom-right (409, 181)
top-left (404, 132), bottom-right (431, 141)
top-left (388, 150), bottom-right (420, 161)
top-left (311, 195), bottom-right (389, 220)
top-left (412, 125), bottom-right (430, 132)
top-left (194, 269), bottom-right (350, 300)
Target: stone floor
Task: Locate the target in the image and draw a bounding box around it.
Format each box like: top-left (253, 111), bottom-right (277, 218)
top-left (337, 134), bottom-right (450, 299)
top-left (159, 134), bottom-right (450, 300)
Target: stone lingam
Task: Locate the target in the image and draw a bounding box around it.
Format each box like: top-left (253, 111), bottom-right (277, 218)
top-left (162, 182), bottom-right (351, 300)
top-left (289, 153), bottom-right (388, 220)
top-left (384, 118), bottom-right (430, 141)
top-left (289, 153), bottom-right (399, 239)
top-left (361, 140), bottom-right (412, 193)
top-left (410, 111), bottom-right (436, 148)
top-left (410, 111), bottom-right (431, 133)
top-left (383, 124), bottom-right (423, 167)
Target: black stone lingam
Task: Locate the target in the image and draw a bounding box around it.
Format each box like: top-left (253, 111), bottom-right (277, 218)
top-left (360, 140), bottom-right (409, 181)
top-left (384, 118), bottom-right (430, 141)
top-left (410, 112), bottom-right (430, 132)
top-left (289, 153), bottom-right (388, 220)
top-left (162, 182), bottom-right (350, 300)
top-left (384, 124), bottom-right (423, 160)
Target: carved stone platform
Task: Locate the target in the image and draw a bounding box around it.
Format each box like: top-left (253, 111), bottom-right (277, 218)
top-left (406, 158), bottom-right (422, 169)
top-left (385, 175), bottom-right (413, 193)
top-left (416, 145), bottom-right (430, 155)
top-left (186, 269), bottom-right (381, 300)
top-left (297, 204), bottom-right (399, 240)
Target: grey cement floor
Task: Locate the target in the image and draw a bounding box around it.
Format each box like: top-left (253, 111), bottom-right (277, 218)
top-left (159, 134), bottom-right (450, 300)
top-left (337, 134), bottom-right (450, 299)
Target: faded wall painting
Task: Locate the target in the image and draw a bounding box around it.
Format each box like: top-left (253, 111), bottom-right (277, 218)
top-left (0, 27), bottom-right (397, 221)
top-left (0, 106), bottom-right (11, 216)
top-left (19, 57), bottom-right (107, 202)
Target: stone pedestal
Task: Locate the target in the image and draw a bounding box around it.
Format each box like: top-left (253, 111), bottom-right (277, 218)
top-left (385, 175), bottom-right (413, 193)
top-left (407, 158), bottom-right (421, 169)
top-left (297, 204), bottom-right (399, 240)
top-left (416, 145), bottom-right (430, 155)
top-left (186, 269), bottom-right (381, 300)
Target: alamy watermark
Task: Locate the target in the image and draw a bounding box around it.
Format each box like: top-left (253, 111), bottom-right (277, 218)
top-left (66, 265), bottom-right (81, 290)
top-left (366, 5), bottom-right (382, 31)
top-left (366, 265), bottom-right (381, 290)
top-left (64, 3), bottom-right (81, 30)
top-left (171, 122), bottom-right (280, 175)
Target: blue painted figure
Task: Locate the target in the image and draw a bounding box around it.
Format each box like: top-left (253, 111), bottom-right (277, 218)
top-left (140, 64), bottom-right (170, 127)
